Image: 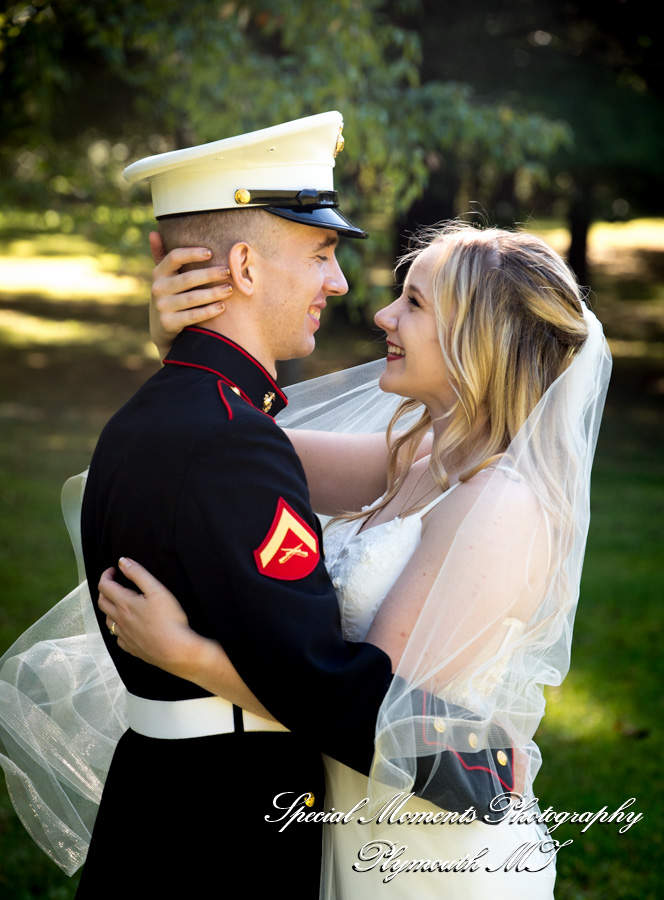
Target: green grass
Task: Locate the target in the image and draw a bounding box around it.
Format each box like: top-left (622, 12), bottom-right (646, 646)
top-left (532, 360), bottom-right (664, 899)
top-left (0, 215), bottom-right (663, 897)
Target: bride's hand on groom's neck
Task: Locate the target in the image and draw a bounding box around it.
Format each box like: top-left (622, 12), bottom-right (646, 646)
top-left (148, 234), bottom-right (233, 360)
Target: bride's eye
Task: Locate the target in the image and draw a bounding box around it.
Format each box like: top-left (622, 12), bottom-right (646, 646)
top-left (407, 295), bottom-right (420, 308)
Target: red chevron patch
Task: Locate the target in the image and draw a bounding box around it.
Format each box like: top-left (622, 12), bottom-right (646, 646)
top-left (254, 498), bottom-right (320, 581)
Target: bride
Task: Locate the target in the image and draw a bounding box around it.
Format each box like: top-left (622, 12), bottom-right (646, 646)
top-left (0, 222), bottom-right (610, 898)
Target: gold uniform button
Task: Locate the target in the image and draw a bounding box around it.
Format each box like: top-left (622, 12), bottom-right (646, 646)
top-left (433, 718), bottom-right (446, 734)
top-left (235, 188), bottom-right (251, 204)
top-left (497, 750), bottom-right (508, 767)
top-left (305, 792), bottom-right (315, 807)
top-left (468, 732), bottom-right (478, 749)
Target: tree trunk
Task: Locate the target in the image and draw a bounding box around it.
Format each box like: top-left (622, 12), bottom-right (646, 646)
top-left (567, 199), bottom-right (592, 286)
top-left (396, 172), bottom-right (459, 258)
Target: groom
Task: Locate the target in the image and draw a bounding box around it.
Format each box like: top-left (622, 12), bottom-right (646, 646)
top-left (77, 113), bottom-right (395, 897)
top-left (78, 113), bottom-right (513, 897)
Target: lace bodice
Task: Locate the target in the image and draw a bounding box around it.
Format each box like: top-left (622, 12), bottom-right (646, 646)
top-left (324, 490), bottom-right (452, 642)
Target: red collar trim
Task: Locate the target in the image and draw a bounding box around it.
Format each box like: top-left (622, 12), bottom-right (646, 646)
top-left (184, 327), bottom-right (287, 405)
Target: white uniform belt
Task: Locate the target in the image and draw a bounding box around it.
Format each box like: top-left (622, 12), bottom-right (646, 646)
top-left (126, 692), bottom-right (289, 740)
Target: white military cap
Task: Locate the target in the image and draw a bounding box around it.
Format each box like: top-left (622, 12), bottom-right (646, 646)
top-left (123, 111), bottom-right (366, 238)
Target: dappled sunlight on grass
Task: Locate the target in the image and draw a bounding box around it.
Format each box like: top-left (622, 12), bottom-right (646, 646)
top-left (607, 337), bottom-right (664, 359)
top-left (535, 217), bottom-right (664, 286)
top-left (543, 679), bottom-right (623, 740)
top-left (0, 255), bottom-right (144, 301)
top-left (0, 210), bottom-right (154, 306)
top-left (535, 217), bottom-right (664, 254)
top-left (4, 234), bottom-right (101, 258)
top-left (535, 221), bottom-right (664, 377)
top-left (532, 222), bottom-right (569, 254)
top-left (590, 218), bottom-right (664, 251)
top-left (0, 308), bottom-right (158, 359)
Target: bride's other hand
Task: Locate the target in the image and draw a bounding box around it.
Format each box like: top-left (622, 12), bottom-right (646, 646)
top-left (98, 558), bottom-right (201, 674)
top-left (149, 231), bottom-right (233, 358)
top-left (97, 558), bottom-right (275, 719)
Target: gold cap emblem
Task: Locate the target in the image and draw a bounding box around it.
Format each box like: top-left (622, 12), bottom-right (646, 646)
top-left (263, 391), bottom-right (276, 413)
top-left (235, 188), bottom-right (251, 205)
top-left (333, 125), bottom-right (345, 158)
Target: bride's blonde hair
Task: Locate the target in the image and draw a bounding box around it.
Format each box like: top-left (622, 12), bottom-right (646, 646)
top-left (356, 222), bottom-right (589, 522)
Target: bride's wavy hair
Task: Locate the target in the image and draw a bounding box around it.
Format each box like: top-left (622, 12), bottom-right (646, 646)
top-left (349, 222), bottom-right (589, 524)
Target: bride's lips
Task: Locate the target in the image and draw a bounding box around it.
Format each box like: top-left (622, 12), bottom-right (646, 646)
top-left (386, 341), bottom-right (405, 361)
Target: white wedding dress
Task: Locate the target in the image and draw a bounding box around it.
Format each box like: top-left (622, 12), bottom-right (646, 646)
top-left (319, 488), bottom-right (557, 899)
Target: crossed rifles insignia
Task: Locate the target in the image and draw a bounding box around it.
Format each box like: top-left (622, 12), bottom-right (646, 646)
top-left (254, 498), bottom-right (320, 580)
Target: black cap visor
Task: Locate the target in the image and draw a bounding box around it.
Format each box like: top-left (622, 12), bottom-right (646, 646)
top-left (265, 205), bottom-right (368, 239)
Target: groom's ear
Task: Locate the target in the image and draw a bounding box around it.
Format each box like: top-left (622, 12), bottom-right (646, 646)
top-left (228, 241), bottom-right (257, 296)
top-left (149, 231), bottom-right (167, 265)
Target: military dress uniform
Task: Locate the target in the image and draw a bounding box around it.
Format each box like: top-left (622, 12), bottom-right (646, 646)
top-left (76, 326), bottom-right (393, 896)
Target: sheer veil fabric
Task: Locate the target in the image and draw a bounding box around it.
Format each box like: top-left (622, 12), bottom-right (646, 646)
top-left (0, 306), bottom-right (610, 876)
top-left (0, 474), bottom-right (126, 874)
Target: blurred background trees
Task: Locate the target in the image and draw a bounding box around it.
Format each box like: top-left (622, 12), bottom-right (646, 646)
top-left (2, 2), bottom-right (660, 239)
top-left (8, 0), bottom-right (659, 305)
top-left (400, 0), bottom-right (664, 283)
top-left (3, 0), bottom-right (660, 305)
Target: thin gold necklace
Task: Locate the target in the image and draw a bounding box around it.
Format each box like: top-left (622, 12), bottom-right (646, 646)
top-left (396, 466), bottom-right (439, 518)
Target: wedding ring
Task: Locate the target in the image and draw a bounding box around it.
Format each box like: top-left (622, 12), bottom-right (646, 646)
top-left (110, 621), bottom-right (118, 637)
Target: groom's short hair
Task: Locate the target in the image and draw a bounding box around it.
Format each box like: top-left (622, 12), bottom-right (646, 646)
top-left (158, 208), bottom-right (296, 266)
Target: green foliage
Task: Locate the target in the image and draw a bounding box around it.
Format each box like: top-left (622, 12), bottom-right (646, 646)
top-left (2, 1), bottom-right (570, 198)
top-left (4, 0), bottom-right (661, 289)
top-left (1, 1), bottom-right (571, 309)
top-left (407, 0), bottom-right (664, 220)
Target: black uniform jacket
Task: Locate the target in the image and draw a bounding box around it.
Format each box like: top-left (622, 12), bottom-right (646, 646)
top-left (82, 326), bottom-right (392, 775)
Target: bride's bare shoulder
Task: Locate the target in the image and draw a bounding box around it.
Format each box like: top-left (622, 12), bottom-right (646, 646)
top-left (425, 466), bottom-right (543, 538)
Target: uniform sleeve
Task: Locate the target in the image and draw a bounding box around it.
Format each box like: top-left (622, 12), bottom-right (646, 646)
top-left (174, 409), bottom-right (392, 775)
top-left (391, 681), bottom-right (515, 816)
